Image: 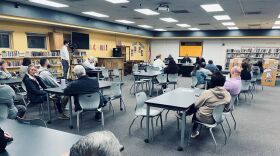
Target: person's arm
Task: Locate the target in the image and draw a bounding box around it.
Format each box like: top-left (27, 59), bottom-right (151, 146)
top-left (64, 82), bottom-right (78, 95)
top-left (24, 78), bottom-right (46, 95)
top-left (194, 90), bottom-right (211, 109)
top-left (36, 76), bottom-right (47, 89)
top-left (0, 71), bottom-right (11, 79)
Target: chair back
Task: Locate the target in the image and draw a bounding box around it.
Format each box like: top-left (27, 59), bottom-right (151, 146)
top-left (162, 88), bottom-right (171, 94)
top-left (113, 69), bottom-right (120, 77)
top-left (241, 80), bottom-right (251, 91)
top-left (168, 74), bottom-right (178, 83)
top-left (135, 92), bottom-right (147, 111)
top-left (132, 64), bottom-right (139, 73)
top-left (112, 77), bottom-right (121, 82)
top-left (191, 76), bottom-right (198, 87)
top-left (78, 93), bottom-right (100, 110)
top-left (17, 117), bottom-right (47, 127)
top-left (101, 69), bottom-right (110, 78)
top-left (228, 95), bottom-right (238, 111)
top-left (152, 67), bottom-right (160, 71)
top-left (0, 104), bottom-right (9, 118)
top-left (146, 66), bottom-right (153, 72)
top-left (21, 82), bottom-right (27, 92)
top-left (213, 104), bottom-right (225, 124)
top-left (156, 74), bottom-right (167, 83)
top-left (111, 82), bottom-right (122, 97)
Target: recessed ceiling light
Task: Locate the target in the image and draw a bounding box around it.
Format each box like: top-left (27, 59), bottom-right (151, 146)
top-left (228, 27), bottom-right (239, 30)
top-left (176, 24), bottom-right (191, 27)
top-left (134, 9), bottom-right (159, 15)
top-left (278, 14), bottom-right (280, 18)
top-left (188, 28), bottom-right (200, 31)
top-left (115, 20), bottom-right (135, 24)
top-left (29, 0), bottom-right (68, 7)
top-left (222, 22), bottom-right (235, 26)
top-left (138, 25), bottom-right (153, 28)
top-left (82, 11), bottom-right (109, 18)
top-left (105, 0), bottom-right (129, 4)
top-left (154, 28), bottom-right (166, 31)
top-left (200, 4), bottom-right (224, 12)
top-left (275, 21), bottom-right (280, 25)
top-left (160, 18), bottom-right (178, 23)
top-left (214, 15), bottom-right (231, 20)
top-left (272, 26), bottom-right (280, 29)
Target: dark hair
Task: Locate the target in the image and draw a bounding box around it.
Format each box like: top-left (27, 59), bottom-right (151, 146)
top-left (241, 62), bottom-right (249, 70)
top-left (210, 72), bottom-right (226, 87)
top-left (200, 57), bottom-right (206, 63)
top-left (208, 60), bottom-right (213, 64)
top-left (156, 55), bottom-right (161, 59)
top-left (64, 40), bottom-right (69, 45)
top-left (201, 63), bottom-right (206, 68)
top-left (40, 58), bottom-right (47, 66)
top-left (0, 60), bottom-right (5, 66)
top-left (22, 58), bottom-right (32, 66)
top-left (186, 57), bottom-right (192, 63)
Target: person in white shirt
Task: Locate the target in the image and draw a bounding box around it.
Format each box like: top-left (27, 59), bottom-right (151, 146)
top-left (82, 57), bottom-right (95, 70)
top-left (60, 40), bottom-right (70, 79)
top-left (153, 54), bottom-right (165, 70)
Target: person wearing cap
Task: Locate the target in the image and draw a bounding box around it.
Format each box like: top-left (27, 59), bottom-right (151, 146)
top-left (83, 57), bottom-right (96, 70)
top-left (152, 54), bottom-right (165, 70)
top-left (224, 66), bottom-right (242, 96)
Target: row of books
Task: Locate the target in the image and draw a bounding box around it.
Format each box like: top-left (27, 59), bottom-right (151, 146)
top-left (6, 60), bottom-right (22, 67)
top-left (1, 51), bottom-right (21, 57)
top-left (227, 48), bottom-right (280, 54)
top-left (29, 51), bottom-right (60, 57)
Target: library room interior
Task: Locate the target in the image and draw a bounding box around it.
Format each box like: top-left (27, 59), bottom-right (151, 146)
top-left (0, 0), bottom-right (280, 156)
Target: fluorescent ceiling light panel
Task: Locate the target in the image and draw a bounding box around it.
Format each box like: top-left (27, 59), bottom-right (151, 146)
top-left (154, 29), bottom-right (166, 31)
top-left (200, 4), bottom-right (224, 12)
top-left (105, 0), bottom-right (129, 4)
top-left (188, 28), bottom-right (200, 31)
top-left (278, 14), bottom-right (280, 18)
top-left (272, 26), bottom-right (280, 29)
top-left (138, 25), bottom-right (153, 28)
top-left (29, 0), bottom-right (69, 7)
top-left (214, 15), bottom-right (231, 20)
top-left (134, 9), bottom-right (159, 15)
top-left (275, 21), bottom-right (280, 24)
top-left (228, 27), bottom-right (239, 30)
top-left (115, 20), bottom-right (135, 24)
top-left (160, 18), bottom-right (178, 23)
top-left (176, 24), bottom-right (190, 27)
top-left (82, 11), bottom-right (109, 18)
top-left (222, 22), bottom-right (235, 26)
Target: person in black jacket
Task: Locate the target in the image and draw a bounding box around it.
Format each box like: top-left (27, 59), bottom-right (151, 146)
top-left (164, 59), bottom-right (179, 74)
top-left (241, 62), bottom-right (252, 80)
top-left (0, 128), bottom-right (12, 152)
top-left (23, 64), bottom-right (68, 119)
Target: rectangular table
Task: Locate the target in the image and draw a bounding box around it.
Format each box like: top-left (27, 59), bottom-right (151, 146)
top-left (133, 71), bottom-right (161, 96)
top-left (0, 78), bottom-right (22, 85)
top-left (44, 80), bottom-right (117, 128)
top-left (87, 68), bottom-right (123, 80)
top-left (144, 87), bottom-right (203, 151)
top-left (0, 118), bottom-right (81, 156)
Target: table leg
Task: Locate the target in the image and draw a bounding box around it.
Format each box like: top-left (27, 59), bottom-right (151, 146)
top-left (69, 96), bottom-right (73, 129)
top-left (205, 81), bottom-right (207, 90)
top-left (144, 105), bottom-right (150, 143)
top-left (149, 79), bottom-right (152, 97)
top-left (47, 92), bottom-right (51, 124)
top-left (178, 111), bottom-right (186, 151)
top-left (133, 75), bottom-right (136, 95)
top-left (97, 72), bottom-right (100, 80)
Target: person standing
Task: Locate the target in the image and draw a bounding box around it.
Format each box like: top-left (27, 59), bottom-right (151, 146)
top-left (60, 40), bottom-right (70, 79)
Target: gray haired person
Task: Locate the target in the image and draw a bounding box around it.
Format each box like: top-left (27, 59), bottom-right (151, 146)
top-left (70, 131), bottom-right (124, 156)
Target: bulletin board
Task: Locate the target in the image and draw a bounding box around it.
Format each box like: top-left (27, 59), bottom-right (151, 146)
top-left (179, 42), bottom-right (203, 57)
top-left (261, 59), bottom-right (278, 87)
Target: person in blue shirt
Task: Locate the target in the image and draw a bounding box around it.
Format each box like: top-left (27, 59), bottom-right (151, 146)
top-left (205, 60), bottom-right (219, 73)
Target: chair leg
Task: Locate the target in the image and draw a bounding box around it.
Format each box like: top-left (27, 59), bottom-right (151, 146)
top-left (119, 98), bottom-right (123, 111)
top-left (140, 116), bottom-right (144, 128)
top-left (165, 110), bottom-right (170, 122)
top-left (109, 101), bottom-right (114, 116)
top-left (221, 123), bottom-right (228, 145)
top-left (129, 116), bottom-right (138, 135)
top-left (101, 111), bottom-right (104, 129)
top-left (230, 112), bottom-right (237, 130)
top-left (151, 118), bottom-right (154, 140)
top-left (225, 116), bottom-right (231, 137)
top-left (156, 116), bottom-right (160, 126)
top-left (209, 127), bottom-right (217, 153)
top-left (121, 97), bottom-right (126, 112)
top-left (159, 114), bottom-right (163, 133)
top-left (177, 117), bottom-right (180, 131)
top-left (77, 112), bottom-right (80, 133)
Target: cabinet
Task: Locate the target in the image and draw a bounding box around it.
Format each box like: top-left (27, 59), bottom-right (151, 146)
top-left (49, 32), bottom-right (63, 50)
top-left (98, 57), bottom-right (124, 75)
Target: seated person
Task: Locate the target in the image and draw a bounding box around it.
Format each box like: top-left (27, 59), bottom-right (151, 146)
top-left (68, 131), bottom-right (123, 156)
top-left (199, 63), bottom-right (212, 76)
top-left (38, 58), bottom-right (60, 88)
top-left (189, 72), bottom-right (231, 138)
top-left (19, 58), bottom-right (32, 77)
top-left (152, 54), bottom-right (165, 70)
top-left (224, 66), bottom-right (242, 96)
top-left (23, 64), bottom-right (67, 119)
top-left (191, 65), bottom-right (206, 89)
top-left (164, 59), bottom-right (179, 75)
top-left (205, 60), bottom-right (219, 73)
top-left (0, 128), bottom-right (12, 152)
top-left (64, 65), bottom-right (107, 120)
top-left (0, 84), bottom-right (26, 119)
top-left (82, 57), bottom-right (95, 70)
top-left (241, 62), bottom-right (252, 80)
top-left (0, 60), bottom-right (12, 80)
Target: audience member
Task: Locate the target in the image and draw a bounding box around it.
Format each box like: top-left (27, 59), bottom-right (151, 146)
top-left (199, 63), bottom-right (212, 76)
top-left (0, 60), bottom-right (12, 80)
top-left (0, 128), bottom-right (12, 152)
top-left (191, 65), bottom-right (206, 89)
top-left (0, 84), bottom-right (26, 119)
top-left (205, 60), bottom-right (219, 73)
top-left (224, 66), bottom-right (242, 96)
top-left (194, 57), bottom-right (201, 66)
top-left (181, 57), bottom-right (192, 64)
top-left (153, 54), bottom-right (165, 70)
top-left (83, 57), bottom-right (95, 70)
top-left (256, 60), bottom-right (264, 74)
top-left (187, 72), bottom-right (231, 138)
top-left (38, 58), bottom-right (60, 88)
top-left (19, 58), bottom-right (32, 77)
top-left (69, 131), bottom-right (123, 156)
top-left (164, 59), bottom-right (179, 74)
top-left (200, 57), bottom-right (206, 66)
top-left (241, 62), bottom-right (252, 80)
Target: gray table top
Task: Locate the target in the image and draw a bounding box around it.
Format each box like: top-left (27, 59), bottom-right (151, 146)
top-left (133, 71), bottom-right (162, 77)
top-left (0, 118), bottom-right (81, 156)
top-left (0, 78), bottom-right (23, 85)
top-left (145, 87), bottom-right (204, 110)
